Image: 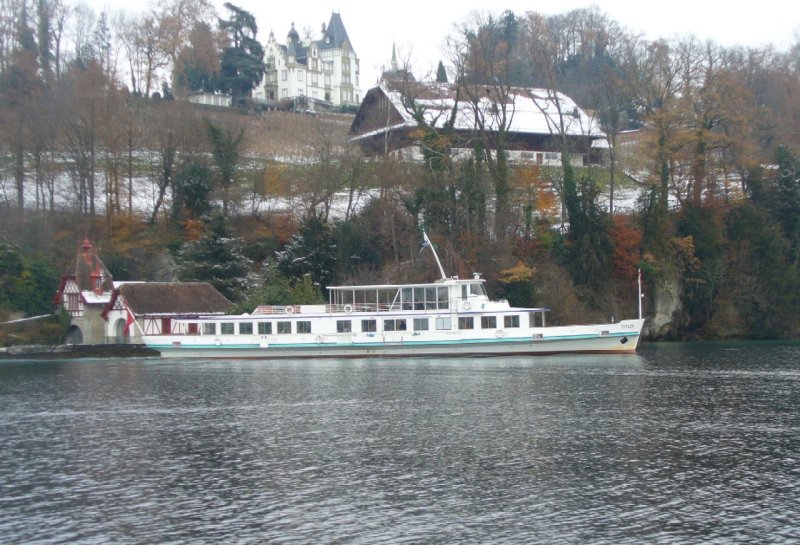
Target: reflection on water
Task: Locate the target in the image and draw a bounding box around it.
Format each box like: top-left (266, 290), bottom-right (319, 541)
top-left (1, 343), bottom-right (799, 544)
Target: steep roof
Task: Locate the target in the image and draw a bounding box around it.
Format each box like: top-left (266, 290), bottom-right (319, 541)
top-left (62, 239), bottom-right (115, 294)
top-left (118, 282), bottom-right (231, 316)
top-left (319, 12), bottom-right (351, 50)
top-left (350, 82), bottom-right (604, 141)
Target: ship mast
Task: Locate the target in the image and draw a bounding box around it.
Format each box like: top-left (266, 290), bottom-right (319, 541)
top-left (423, 230), bottom-right (447, 280)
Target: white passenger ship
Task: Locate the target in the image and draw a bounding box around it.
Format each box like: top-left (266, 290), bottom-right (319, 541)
top-left (141, 235), bottom-right (645, 359)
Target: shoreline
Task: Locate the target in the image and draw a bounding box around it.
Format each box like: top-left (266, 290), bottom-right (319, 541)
top-left (0, 344), bottom-right (159, 360)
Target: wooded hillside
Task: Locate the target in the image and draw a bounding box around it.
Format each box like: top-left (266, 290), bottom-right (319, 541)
top-left (1, 2), bottom-right (800, 342)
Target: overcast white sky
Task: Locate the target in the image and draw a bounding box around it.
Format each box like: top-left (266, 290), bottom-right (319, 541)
top-left (95, 0), bottom-right (799, 89)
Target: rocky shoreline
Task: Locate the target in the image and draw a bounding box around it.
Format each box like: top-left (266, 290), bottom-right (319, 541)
top-left (0, 344), bottom-right (159, 360)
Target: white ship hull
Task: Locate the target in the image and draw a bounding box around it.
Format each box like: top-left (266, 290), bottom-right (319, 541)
top-left (144, 319), bottom-right (645, 359)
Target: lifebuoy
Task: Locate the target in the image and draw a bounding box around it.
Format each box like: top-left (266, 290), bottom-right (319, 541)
top-left (343, 304), bottom-right (353, 313)
top-left (285, 305), bottom-right (294, 314)
top-left (463, 302), bottom-right (471, 310)
top-left (495, 330), bottom-right (504, 338)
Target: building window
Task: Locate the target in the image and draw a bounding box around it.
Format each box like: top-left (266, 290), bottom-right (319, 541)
top-left (458, 316), bottom-right (474, 330)
top-left (362, 319), bottom-right (376, 333)
top-left (258, 322), bottom-right (272, 335)
top-left (221, 323), bottom-right (234, 335)
top-left (281, 70), bottom-right (287, 81)
top-left (239, 322), bottom-right (253, 335)
top-left (435, 317), bottom-right (451, 330)
top-left (277, 321), bottom-right (291, 334)
top-left (297, 321), bottom-right (311, 334)
top-left (413, 318), bottom-right (429, 331)
top-left (480, 316), bottom-right (497, 329)
top-left (337, 320), bottom-right (352, 333)
top-left (504, 315), bottom-right (520, 328)
top-left (297, 70), bottom-right (303, 82)
top-left (203, 323), bottom-right (216, 335)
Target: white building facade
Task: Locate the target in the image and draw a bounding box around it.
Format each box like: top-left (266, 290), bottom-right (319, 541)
top-left (256, 12), bottom-right (361, 109)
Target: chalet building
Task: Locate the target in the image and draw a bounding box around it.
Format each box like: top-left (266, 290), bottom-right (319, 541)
top-left (349, 81), bottom-right (607, 166)
top-left (255, 12), bottom-right (361, 109)
top-left (53, 239), bottom-right (118, 345)
top-left (103, 283), bottom-right (232, 344)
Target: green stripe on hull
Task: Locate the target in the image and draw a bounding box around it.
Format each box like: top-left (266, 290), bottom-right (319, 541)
top-left (149, 331), bottom-right (639, 354)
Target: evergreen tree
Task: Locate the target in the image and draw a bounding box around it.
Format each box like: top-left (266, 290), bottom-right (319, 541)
top-left (0, 242), bottom-right (58, 316)
top-left (205, 118), bottom-right (243, 217)
top-left (275, 214), bottom-right (337, 289)
top-left (217, 3), bottom-right (264, 105)
top-left (176, 213), bottom-right (252, 301)
top-left (171, 161), bottom-right (214, 221)
top-left (436, 60), bottom-right (448, 83)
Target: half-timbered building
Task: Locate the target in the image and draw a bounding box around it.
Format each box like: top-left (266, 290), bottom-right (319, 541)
top-left (52, 239), bottom-right (118, 344)
top-left (103, 283), bottom-right (232, 343)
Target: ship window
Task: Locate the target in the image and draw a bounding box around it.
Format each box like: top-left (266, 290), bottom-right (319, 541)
top-left (239, 322), bottom-right (253, 335)
top-left (504, 315), bottom-right (520, 328)
top-left (277, 321), bottom-right (291, 334)
top-left (203, 323), bottom-right (216, 335)
top-left (402, 287), bottom-right (413, 310)
top-left (413, 318), bottom-right (429, 331)
top-left (414, 289), bottom-right (425, 310)
top-left (470, 283), bottom-right (486, 296)
top-left (361, 319), bottom-right (376, 332)
top-left (458, 316), bottom-right (474, 329)
top-left (384, 319), bottom-right (407, 332)
top-left (258, 322), bottom-right (272, 335)
top-left (337, 320), bottom-right (352, 333)
top-left (425, 287), bottom-right (437, 310)
top-left (438, 287), bottom-right (449, 309)
top-left (480, 316), bottom-right (497, 329)
top-left (297, 321), bottom-right (311, 333)
top-left (461, 285), bottom-right (467, 300)
top-left (221, 322), bottom-right (234, 335)
top-left (435, 317), bottom-right (451, 330)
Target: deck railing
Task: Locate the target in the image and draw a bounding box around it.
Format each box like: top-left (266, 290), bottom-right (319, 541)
top-left (251, 302), bottom-right (450, 315)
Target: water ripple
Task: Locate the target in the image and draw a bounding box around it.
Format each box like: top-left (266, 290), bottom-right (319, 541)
top-left (1, 347), bottom-right (799, 543)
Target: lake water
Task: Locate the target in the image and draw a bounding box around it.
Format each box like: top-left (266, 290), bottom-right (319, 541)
top-left (1, 342), bottom-right (798, 544)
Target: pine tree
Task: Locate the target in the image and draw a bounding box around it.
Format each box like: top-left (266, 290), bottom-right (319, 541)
top-left (176, 214), bottom-right (252, 301)
top-left (436, 60), bottom-right (448, 83)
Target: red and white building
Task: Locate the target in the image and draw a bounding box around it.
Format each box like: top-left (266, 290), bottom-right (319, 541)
top-left (54, 240), bottom-right (231, 345)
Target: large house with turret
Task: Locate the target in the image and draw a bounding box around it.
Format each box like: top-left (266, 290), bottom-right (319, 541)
top-left (254, 12), bottom-right (361, 109)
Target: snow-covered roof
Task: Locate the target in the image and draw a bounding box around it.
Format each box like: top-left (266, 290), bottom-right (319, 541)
top-left (81, 290), bottom-right (113, 305)
top-left (353, 82), bottom-right (604, 141)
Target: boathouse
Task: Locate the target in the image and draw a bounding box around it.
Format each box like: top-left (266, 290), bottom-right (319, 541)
top-left (103, 283), bottom-right (232, 344)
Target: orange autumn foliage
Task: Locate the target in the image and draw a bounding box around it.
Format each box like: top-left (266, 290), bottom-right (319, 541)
top-left (610, 216), bottom-right (642, 283)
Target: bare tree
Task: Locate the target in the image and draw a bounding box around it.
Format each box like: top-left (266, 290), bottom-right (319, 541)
top-left (448, 10), bottom-right (519, 243)
top-left (116, 11), bottom-right (165, 97)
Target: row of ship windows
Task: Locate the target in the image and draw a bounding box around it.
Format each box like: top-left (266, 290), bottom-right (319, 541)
top-left (202, 315), bottom-right (524, 336)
